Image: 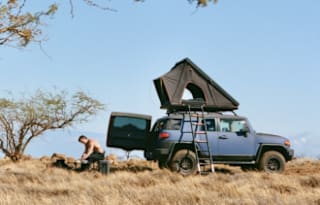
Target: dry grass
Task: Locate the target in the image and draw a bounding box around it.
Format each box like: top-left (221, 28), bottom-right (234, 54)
top-left (1, 157), bottom-right (320, 205)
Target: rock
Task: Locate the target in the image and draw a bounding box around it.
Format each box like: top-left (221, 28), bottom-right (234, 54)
top-left (51, 153), bottom-right (66, 161)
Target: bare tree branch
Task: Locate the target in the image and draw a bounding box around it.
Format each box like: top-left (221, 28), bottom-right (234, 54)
top-left (0, 89), bottom-right (105, 161)
top-left (1, 0), bottom-right (217, 48)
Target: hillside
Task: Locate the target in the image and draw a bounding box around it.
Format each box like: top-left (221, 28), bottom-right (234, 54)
top-left (0, 157), bottom-right (320, 205)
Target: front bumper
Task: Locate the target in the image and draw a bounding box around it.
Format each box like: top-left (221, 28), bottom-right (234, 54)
top-left (287, 148), bottom-right (294, 161)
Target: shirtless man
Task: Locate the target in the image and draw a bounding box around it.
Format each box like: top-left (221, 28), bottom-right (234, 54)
top-left (78, 135), bottom-right (105, 166)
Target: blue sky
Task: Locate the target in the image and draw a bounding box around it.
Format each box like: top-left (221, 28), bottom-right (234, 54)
top-left (0, 0), bottom-right (319, 158)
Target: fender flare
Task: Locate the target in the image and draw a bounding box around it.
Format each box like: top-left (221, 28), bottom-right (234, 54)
top-left (166, 142), bottom-right (195, 163)
top-left (256, 144), bottom-right (289, 162)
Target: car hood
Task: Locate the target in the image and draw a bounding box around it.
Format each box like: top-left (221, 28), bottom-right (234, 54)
top-left (256, 132), bottom-right (287, 144)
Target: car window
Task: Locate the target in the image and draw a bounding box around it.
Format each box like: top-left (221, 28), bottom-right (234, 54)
top-left (166, 119), bottom-right (181, 130)
top-left (113, 116), bottom-right (148, 131)
top-left (201, 119), bottom-right (216, 132)
top-left (152, 119), bottom-right (181, 132)
top-left (220, 119), bottom-right (247, 133)
top-left (152, 120), bottom-right (164, 132)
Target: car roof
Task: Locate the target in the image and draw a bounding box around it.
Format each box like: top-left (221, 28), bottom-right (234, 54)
top-left (160, 112), bottom-right (247, 120)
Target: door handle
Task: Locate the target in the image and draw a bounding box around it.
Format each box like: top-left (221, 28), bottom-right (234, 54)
top-left (218, 135), bottom-right (228, 140)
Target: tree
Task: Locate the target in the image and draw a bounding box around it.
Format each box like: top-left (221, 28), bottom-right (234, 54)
top-left (0, 0), bottom-right (58, 47)
top-left (0, 89), bottom-right (105, 161)
top-left (0, 0), bottom-right (217, 48)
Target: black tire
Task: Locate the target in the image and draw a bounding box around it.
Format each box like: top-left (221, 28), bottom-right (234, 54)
top-left (259, 151), bottom-right (285, 173)
top-left (169, 149), bottom-right (197, 176)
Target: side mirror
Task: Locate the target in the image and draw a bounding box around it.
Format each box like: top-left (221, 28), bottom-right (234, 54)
top-left (237, 126), bottom-right (250, 137)
top-left (242, 126), bottom-right (250, 133)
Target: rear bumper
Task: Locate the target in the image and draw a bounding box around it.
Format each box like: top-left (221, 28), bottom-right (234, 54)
top-left (144, 141), bottom-right (176, 160)
top-left (144, 148), bottom-right (170, 160)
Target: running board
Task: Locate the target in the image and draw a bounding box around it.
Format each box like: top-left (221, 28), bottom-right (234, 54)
top-left (211, 161), bottom-right (256, 165)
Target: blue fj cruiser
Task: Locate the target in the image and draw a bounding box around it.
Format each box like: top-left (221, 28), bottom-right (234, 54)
top-left (106, 58), bottom-right (294, 175)
top-left (107, 111), bottom-right (294, 175)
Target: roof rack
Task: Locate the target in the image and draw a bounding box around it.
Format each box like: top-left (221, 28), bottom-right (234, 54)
top-left (167, 107), bottom-right (238, 117)
top-left (165, 102), bottom-right (238, 114)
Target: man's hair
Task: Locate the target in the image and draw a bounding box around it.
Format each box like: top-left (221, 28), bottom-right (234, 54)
top-left (78, 135), bottom-right (87, 142)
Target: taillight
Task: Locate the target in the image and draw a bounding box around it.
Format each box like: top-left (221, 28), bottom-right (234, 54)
top-left (159, 132), bottom-right (170, 139)
top-left (284, 139), bottom-right (291, 147)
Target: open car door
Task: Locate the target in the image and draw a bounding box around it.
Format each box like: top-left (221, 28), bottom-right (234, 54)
top-left (107, 112), bottom-right (152, 151)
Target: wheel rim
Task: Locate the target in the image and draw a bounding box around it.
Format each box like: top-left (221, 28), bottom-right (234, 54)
top-left (267, 158), bottom-right (280, 171)
top-left (180, 157), bottom-right (194, 172)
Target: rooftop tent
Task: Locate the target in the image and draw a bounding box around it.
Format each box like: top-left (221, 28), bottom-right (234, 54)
top-left (153, 58), bottom-right (239, 112)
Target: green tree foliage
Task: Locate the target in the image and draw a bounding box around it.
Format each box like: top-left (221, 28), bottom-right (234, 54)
top-left (0, 89), bottom-right (105, 161)
top-left (0, 0), bottom-right (217, 48)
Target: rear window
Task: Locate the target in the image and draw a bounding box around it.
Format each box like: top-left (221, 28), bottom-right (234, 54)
top-left (166, 119), bottom-right (181, 130)
top-left (107, 113), bottom-right (151, 151)
top-left (153, 119), bottom-right (181, 132)
top-left (113, 116), bottom-right (148, 131)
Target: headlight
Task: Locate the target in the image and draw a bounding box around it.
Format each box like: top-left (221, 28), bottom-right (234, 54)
top-left (284, 139), bottom-right (291, 147)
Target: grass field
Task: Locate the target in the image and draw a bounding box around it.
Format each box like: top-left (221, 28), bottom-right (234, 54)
top-left (0, 156), bottom-right (320, 205)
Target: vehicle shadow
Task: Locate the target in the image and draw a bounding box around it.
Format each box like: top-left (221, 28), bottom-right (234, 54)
top-left (52, 158), bottom-right (239, 175)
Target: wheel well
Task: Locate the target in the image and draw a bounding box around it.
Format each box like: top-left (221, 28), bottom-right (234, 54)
top-left (258, 145), bottom-right (290, 162)
top-left (169, 143), bottom-right (195, 160)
